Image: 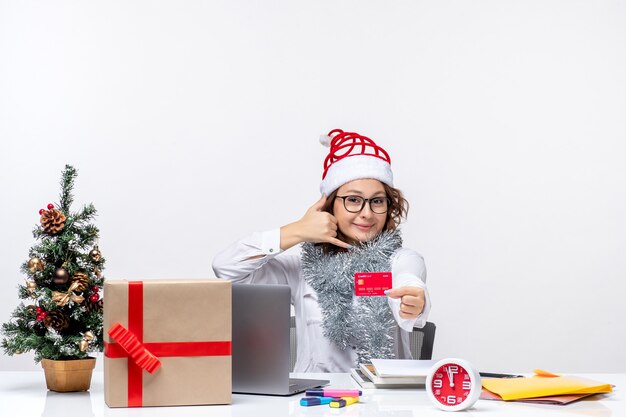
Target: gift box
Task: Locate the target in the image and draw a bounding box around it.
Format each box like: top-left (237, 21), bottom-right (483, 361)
top-left (103, 279), bottom-right (231, 407)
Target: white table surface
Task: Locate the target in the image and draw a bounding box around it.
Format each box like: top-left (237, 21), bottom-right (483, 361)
top-left (0, 371), bottom-right (621, 417)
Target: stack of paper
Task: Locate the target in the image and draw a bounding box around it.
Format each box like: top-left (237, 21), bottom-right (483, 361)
top-left (371, 359), bottom-right (436, 377)
top-left (350, 359), bottom-right (436, 389)
top-left (481, 370), bottom-right (613, 405)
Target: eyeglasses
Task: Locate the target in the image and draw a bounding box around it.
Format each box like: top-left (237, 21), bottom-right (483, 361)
top-left (336, 195), bottom-right (390, 214)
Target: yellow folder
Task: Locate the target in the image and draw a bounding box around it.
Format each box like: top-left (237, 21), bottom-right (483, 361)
top-left (482, 371), bottom-right (612, 401)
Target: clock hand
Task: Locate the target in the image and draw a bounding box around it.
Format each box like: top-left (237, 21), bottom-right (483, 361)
top-left (446, 367), bottom-right (454, 387)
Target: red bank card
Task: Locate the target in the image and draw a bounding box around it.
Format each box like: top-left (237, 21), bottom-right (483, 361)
top-left (354, 272), bottom-right (392, 296)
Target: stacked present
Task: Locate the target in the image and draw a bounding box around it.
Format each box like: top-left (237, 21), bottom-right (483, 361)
top-left (103, 279), bottom-right (231, 407)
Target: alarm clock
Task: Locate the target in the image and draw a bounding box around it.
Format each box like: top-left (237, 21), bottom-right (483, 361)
top-left (426, 358), bottom-right (482, 411)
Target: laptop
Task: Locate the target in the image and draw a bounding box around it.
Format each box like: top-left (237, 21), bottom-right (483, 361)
top-left (232, 283), bottom-right (329, 395)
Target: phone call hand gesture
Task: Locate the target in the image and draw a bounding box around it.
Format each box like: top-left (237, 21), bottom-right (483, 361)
top-left (280, 195), bottom-right (350, 250)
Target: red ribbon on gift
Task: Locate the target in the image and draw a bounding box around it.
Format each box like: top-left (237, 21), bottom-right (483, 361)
top-left (108, 323), bottom-right (162, 374)
top-left (104, 281), bottom-right (232, 407)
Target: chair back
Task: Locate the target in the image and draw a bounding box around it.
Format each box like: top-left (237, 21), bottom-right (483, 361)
top-left (289, 316), bottom-right (297, 372)
top-left (408, 321), bottom-right (436, 360)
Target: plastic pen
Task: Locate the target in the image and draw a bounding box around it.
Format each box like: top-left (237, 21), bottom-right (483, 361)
top-left (480, 372), bottom-right (524, 378)
top-left (300, 396), bottom-right (335, 407)
top-left (306, 389), bottom-right (362, 397)
top-left (330, 396), bottom-right (359, 408)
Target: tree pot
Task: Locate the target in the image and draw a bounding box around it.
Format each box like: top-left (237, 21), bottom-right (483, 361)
top-left (41, 357), bottom-right (96, 392)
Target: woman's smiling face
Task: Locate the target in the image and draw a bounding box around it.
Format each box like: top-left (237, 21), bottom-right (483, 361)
top-left (332, 179), bottom-right (388, 245)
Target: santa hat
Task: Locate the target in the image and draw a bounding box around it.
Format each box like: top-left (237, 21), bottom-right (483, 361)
top-left (319, 129), bottom-right (394, 196)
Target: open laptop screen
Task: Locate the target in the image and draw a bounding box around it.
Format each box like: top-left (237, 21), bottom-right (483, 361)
top-left (231, 283), bottom-right (328, 395)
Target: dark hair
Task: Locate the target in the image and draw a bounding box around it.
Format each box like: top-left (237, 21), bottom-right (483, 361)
top-left (318, 183), bottom-right (409, 253)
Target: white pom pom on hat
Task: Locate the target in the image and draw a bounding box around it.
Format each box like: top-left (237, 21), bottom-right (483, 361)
top-left (319, 129), bottom-right (394, 196)
top-left (319, 134), bottom-right (332, 147)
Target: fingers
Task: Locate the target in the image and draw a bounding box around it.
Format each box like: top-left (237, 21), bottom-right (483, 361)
top-left (386, 287), bottom-right (425, 319)
top-left (310, 194), bottom-right (327, 212)
top-left (327, 236), bottom-right (351, 249)
top-left (316, 211), bottom-right (337, 232)
top-left (385, 286), bottom-right (422, 298)
top-left (384, 287), bottom-right (406, 299)
top-left (399, 309), bottom-right (419, 320)
top-left (400, 294), bottom-right (421, 308)
top-left (320, 212), bottom-right (339, 234)
top-left (302, 196), bottom-right (349, 250)
top-left (398, 298), bottom-right (424, 319)
top-left (298, 197), bottom-right (346, 246)
top-left (320, 213), bottom-right (349, 248)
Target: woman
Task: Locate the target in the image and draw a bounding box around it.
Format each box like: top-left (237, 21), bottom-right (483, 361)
top-left (212, 129), bottom-right (430, 372)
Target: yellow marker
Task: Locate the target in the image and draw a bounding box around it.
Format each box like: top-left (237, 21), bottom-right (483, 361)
top-left (329, 396), bottom-right (359, 408)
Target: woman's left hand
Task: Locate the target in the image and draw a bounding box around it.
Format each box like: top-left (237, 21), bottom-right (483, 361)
top-left (385, 286), bottom-right (425, 320)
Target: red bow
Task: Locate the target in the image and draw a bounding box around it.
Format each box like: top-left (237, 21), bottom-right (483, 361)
top-left (108, 322), bottom-right (161, 374)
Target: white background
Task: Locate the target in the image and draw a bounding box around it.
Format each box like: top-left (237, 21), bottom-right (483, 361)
top-left (1, 0), bottom-right (625, 373)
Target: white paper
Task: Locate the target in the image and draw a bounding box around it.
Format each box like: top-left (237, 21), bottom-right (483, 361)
top-left (371, 359), bottom-right (437, 377)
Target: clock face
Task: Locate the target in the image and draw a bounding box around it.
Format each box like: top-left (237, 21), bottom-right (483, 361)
top-left (430, 363), bottom-right (473, 406)
top-left (426, 359), bottom-right (481, 411)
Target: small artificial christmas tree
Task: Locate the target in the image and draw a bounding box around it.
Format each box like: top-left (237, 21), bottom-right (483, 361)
top-left (2, 165), bottom-right (105, 364)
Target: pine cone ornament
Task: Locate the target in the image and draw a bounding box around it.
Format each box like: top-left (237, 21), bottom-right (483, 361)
top-left (84, 298), bottom-right (103, 314)
top-left (72, 272), bottom-right (90, 292)
top-left (40, 209), bottom-right (66, 234)
top-left (43, 310), bottom-right (70, 331)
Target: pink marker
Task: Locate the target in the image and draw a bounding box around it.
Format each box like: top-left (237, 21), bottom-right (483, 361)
top-left (305, 389), bottom-right (362, 397)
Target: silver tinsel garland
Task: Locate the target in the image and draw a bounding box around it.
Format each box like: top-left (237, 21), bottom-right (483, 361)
top-left (301, 230), bottom-right (402, 365)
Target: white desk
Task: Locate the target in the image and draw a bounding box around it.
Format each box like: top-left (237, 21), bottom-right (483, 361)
top-left (0, 372), bottom-right (621, 417)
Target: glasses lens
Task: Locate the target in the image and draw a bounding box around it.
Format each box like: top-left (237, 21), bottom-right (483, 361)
top-left (369, 197), bottom-right (389, 214)
top-left (343, 196), bottom-right (364, 213)
top-left (341, 196), bottom-right (389, 214)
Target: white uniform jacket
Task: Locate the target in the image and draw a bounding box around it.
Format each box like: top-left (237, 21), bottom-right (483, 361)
top-left (212, 228), bottom-right (431, 373)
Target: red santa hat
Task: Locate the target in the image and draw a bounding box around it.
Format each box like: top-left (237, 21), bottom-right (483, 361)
top-left (319, 129), bottom-right (394, 196)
